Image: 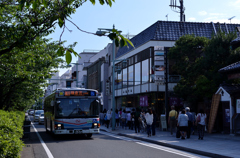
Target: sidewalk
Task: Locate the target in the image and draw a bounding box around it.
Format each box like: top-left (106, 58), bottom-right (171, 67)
top-left (100, 125), bottom-right (240, 158)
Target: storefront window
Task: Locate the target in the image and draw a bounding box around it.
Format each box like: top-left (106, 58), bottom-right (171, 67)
top-left (117, 70), bottom-right (122, 89)
top-left (142, 59), bottom-right (149, 84)
top-left (150, 57), bottom-right (154, 83)
top-left (128, 65), bottom-right (134, 87)
top-left (123, 68), bottom-right (127, 88)
top-left (135, 62), bottom-right (141, 85)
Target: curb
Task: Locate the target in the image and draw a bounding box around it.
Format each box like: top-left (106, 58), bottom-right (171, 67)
top-left (100, 129), bottom-right (232, 158)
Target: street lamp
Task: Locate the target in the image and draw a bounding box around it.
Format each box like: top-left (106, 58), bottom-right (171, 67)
top-left (96, 25), bottom-right (121, 130)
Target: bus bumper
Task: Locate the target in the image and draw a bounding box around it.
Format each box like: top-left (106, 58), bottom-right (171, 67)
top-left (54, 128), bottom-right (100, 134)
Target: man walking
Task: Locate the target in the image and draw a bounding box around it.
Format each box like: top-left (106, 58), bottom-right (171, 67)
top-left (168, 106), bottom-right (178, 135)
top-left (185, 107), bottom-right (194, 138)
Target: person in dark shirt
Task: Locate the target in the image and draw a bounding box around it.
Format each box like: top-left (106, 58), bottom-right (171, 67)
top-left (185, 107), bottom-right (194, 138)
top-left (152, 110), bottom-right (157, 136)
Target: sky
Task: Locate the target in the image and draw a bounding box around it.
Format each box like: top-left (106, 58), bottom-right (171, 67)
top-left (48, 0), bottom-right (240, 76)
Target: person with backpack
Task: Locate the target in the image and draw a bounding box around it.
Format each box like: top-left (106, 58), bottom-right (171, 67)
top-left (196, 109), bottom-right (207, 140)
top-left (168, 106), bottom-right (178, 135)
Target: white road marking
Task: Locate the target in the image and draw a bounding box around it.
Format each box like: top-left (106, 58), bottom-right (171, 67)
top-left (100, 131), bottom-right (202, 158)
top-left (29, 117), bottom-right (54, 158)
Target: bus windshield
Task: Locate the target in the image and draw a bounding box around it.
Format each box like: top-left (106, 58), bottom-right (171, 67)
top-left (56, 98), bottom-right (99, 118)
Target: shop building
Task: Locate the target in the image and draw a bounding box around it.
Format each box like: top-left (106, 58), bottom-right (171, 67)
top-left (112, 20), bottom-right (240, 117)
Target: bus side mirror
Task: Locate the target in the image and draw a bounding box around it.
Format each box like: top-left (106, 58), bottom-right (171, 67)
top-left (57, 101), bottom-right (61, 104)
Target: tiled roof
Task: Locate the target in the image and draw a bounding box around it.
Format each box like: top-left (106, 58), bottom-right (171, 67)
top-left (220, 83), bottom-right (240, 95)
top-left (218, 61), bottom-right (240, 73)
top-left (116, 21), bottom-right (240, 58)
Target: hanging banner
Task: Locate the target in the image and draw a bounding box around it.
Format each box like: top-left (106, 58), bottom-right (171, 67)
top-left (236, 99), bottom-right (240, 113)
top-left (140, 96), bottom-right (148, 106)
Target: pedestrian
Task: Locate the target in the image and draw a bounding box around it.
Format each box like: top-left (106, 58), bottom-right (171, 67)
top-left (115, 109), bottom-right (119, 127)
top-left (103, 109), bottom-right (107, 126)
top-left (196, 109), bottom-right (207, 140)
top-left (105, 110), bottom-right (111, 128)
top-left (127, 111), bottom-right (131, 129)
top-left (168, 106), bottom-right (178, 135)
top-left (152, 110), bottom-right (157, 136)
top-left (131, 109), bottom-right (135, 130)
top-left (121, 109), bottom-right (127, 129)
top-left (99, 110), bottom-right (104, 125)
top-left (177, 109), bottom-right (188, 139)
top-left (144, 109), bottom-right (153, 137)
top-left (133, 108), bottom-right (141, 133)
top-left (185, 107), bottom-right (194, 138)
top-left (118, 108), bottom-right (122, 127)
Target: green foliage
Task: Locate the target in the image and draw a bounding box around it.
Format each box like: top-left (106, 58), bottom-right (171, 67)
top-left (0, 0), bottom-right (132, 64)
top-left (0, 110), bottom-right (25, 158)
top-left (168, 32), bottom-right (240, 104)
top-left (0, 37), bottom-right (64, 110)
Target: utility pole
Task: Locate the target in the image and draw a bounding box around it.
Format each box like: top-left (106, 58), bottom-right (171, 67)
top-left (169, 0), bottom-right (185, 22)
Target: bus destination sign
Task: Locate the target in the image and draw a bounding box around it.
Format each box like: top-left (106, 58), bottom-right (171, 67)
top-left (59, 91), bottom-right (96, 96)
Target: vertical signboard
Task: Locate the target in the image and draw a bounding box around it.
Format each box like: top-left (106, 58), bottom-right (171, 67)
top-left (236, 99), bottom-right (240, 113)
top-left (140, 96), bottom-right (148, 106)
top-left (154, 46), bottom-right (165, 85)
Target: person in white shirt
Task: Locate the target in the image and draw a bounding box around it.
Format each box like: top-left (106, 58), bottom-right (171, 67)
top-left (144, 109), bottom-right (153, 137)
top-left (196, 109), bottom-right (207, 140)
top-left (127, 111), bottom-right (131, 129)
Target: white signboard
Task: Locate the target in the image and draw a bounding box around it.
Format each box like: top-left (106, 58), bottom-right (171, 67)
top-left (154, 46), bottom-right (164, 51)
top-left (161, 114), bottom-right (167, 131)
top-left (236, 99), bottom-right (240, 113)
top-left (155, 56), bottom-right (164, 61)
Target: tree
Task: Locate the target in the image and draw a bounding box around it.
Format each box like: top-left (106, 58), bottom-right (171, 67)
top-left (0, 0), bottom-right (133, 64)
top-left (168, 32), bottom-right (240, 105)
top-left (0, 37), bottom-right (64, 110)
top-left (168, 35), bottom-right (209, 103)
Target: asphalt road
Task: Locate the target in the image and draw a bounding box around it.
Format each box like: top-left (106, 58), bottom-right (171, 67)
top-left (24, 115), bottom-right (209, 158)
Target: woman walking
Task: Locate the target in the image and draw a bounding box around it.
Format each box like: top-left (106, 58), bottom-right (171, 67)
top-left (144, 109), bottom-right (153, 137)
top-left (177, 109), bottom-right (189, 139)
top-left (196, 109), bottom-right (207, 140)
top-left (121, 109), bottom-right (127, 129)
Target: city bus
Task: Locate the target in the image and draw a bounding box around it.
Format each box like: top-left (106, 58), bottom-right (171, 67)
top-left (44, 88), bottom-right (100, 138)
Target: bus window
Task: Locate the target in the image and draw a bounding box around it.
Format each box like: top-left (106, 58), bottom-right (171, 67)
top-left (55, 98), bottom-right (99, 118)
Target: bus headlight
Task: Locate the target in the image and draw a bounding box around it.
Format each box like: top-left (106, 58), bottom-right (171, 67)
top-left (92, 123), bottom-right (100, 128)
top-left (55, 124), bottom-right (64, 130)
top-left (92, 123), bottom-right (98, 128)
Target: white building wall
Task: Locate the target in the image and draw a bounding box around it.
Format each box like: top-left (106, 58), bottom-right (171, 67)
top-left (216, 87), bottom-right (232, 132)
top-left (72, 52), bottom-right (97, 88)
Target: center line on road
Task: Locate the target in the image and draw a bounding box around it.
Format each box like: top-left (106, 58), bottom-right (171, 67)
top-left (30, 117), bottom-right (54, 158)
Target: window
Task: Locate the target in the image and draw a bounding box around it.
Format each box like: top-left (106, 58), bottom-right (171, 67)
top-left (123, 68), bottom-right (127, 88)
top-left (117, 71), bottom-right (122, 89)
top-left (150, 57), bottom-right (154, 83)
top-left (66, 81), bottom-right (71, 88)
top-left (109, 55), bottom-right (111, 66)
top-left (142, 59), bottom-right (149, 84)
top-left (135, 62), bottom-right (141, 85)
top-left (128, 65), bottom-right (134, 87)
